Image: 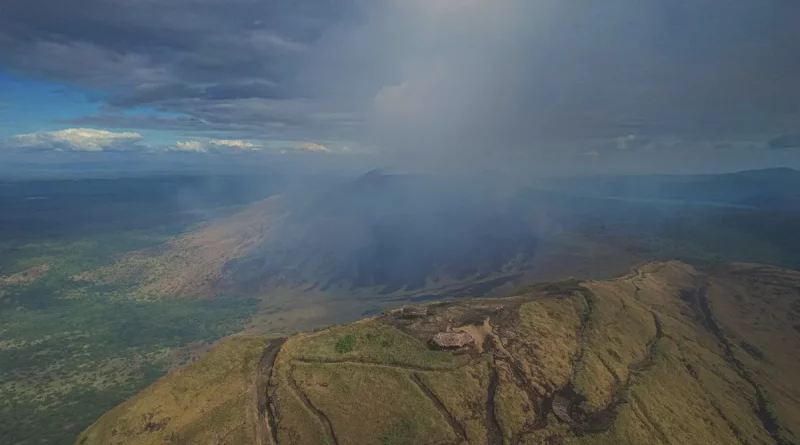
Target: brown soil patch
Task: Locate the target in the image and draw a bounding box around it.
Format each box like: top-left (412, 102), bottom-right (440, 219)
top-left (455, 318), bottom-right (493, 353)
top-left (2, 264), bottom-right (50, 284)
top-left (76, 197), bottom-right (286, 298)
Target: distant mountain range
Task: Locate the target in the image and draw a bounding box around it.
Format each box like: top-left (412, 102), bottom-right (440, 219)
top-left (541, 168), bottom-right (800, 209)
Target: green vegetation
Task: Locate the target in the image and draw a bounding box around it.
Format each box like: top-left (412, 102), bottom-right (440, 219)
top-left (286, 321), bottom-right (466, 369)
top-left (0, 291), bottom-right (258, 445)
top-left (494, 374), bottom-right (534, 438)
top-left (78, 261), bottom-right (800, 445)
top-left (0, 175), bottom-right (282, 445)
top-left (704, 264), bottom-right (800, 443)
top-left (334, 334), bottom-right (356, 353)
top-left (561, 262), bottom-right (787, 445)
top-left (416, 362), bottom-right (491, 444)
top-left (293, 363), bottom-right (456, 445)
top-left (0, 177), bottom-right (267, 445)
top-left (500, 295), bottom-right (585, 395)
top-left (379, 419), bottom-right (419, 445)
top-left (74, 336), bottom-right (271, 445)
top-left (572, 280), bottom-right (655, 411)
top-left (7, 170), bottom-right (800, 445)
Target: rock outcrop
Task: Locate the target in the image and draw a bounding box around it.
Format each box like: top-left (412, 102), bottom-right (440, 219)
top-left (431, 332), bottom-right (474, 348)
top-left (400, 305), bottom-right (428, 318)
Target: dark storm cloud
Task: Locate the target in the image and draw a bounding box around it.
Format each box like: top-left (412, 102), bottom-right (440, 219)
top-left (106, 80), bottom-right (299, 108)
top-left (361, 1), bottom-right (800, 159)
top-left (0, 0), bottom-right (346, 90)
top-left (2, 0), bottom-right (800, 163)
top-left (768, 134), bottom-right (800, 149)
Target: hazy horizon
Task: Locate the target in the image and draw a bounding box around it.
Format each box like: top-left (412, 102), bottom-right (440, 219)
top-left (4, 3), bottom-right (800, 444)
top-left (2, 0), bottom-right (800, 175)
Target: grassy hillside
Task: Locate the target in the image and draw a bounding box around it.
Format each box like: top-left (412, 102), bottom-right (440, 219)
top-left (77, 261), bottom-right (800, 445)
top-left (8, 170), bottom-right (800, 445)
top-left (74, 335), bottom-right (273, 445)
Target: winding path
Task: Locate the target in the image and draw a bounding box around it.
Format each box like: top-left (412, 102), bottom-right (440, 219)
top-left (258, 271), bottom-right (741, 445)
top-left (693, 283), bottom-right (791, 445)
top-left (277, 356), bottom-right (480, 445)
top-left (288, 367), bottom-right (340, 445)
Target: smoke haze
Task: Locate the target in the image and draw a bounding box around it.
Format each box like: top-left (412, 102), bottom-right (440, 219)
top-left (1, 0), bottom-right (799, 173)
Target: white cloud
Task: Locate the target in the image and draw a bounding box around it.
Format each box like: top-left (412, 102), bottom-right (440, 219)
top-left (172, 140), bottom-right (208, 153)
top-left (248, 31), bottom-right (309, 53)
top-left (11, 128), bottom-right (143, 151)
top-left (297, 142), bottom-right (330, 153)
top-left (169, 139), bottom-right (259, 154)
top-left (616, 134), bottom-right (638, 150)
top-left (208, 139), bottom-right (258, 150)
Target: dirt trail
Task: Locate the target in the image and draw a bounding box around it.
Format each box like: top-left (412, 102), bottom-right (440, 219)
top-left (693, 284), bottom-right (791, 445)
top-left (410, 373), bottom-right (468, 444)
top-left (483, 330), bottom-right (547, 443)
top-left (628, 312), bottom-right (663, 375)
top-left (485, 365), bottom-right (504, 445)
top-left (274, 274), bottom-right (670, 444)
top-left (517, 275), bottom-right (666, 440)
top-left (511, 270), bottom-right (791, 444)
top-left (281, 357), bottom-right (480, 445)
top-left (268, 272), bottom-right (727, 444)
top-left (290, 357), bottom-right (467, 372)
top-left (287, 367), bottom-right (340, 445)
top-left (567, 277), bottom-right (664, 433)
top-left (255, 338), bottom-right (286, 445)
top-left (479, 288), bottom-right (597, 443)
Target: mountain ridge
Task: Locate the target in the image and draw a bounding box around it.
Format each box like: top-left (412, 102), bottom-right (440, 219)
top-left (75, 260), bottom-right (800, 445)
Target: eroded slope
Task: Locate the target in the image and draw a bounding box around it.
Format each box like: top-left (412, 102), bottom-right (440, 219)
top-left (77, 261), bottom-right (800, 445)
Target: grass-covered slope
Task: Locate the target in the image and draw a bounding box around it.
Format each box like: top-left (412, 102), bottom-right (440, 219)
top-left (74, 336), bottom-right (273, 445)
top-left (76, 261), bottom-right (800, 445)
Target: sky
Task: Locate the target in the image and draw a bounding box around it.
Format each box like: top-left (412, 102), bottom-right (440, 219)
top-left (1, 0), bottom-right (800, 173)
